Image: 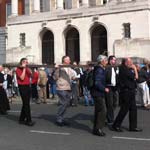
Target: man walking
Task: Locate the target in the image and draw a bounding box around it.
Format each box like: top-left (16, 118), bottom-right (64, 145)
top-left (54, 56), bottom-right (75, 126)
top-left (91, 55), bottom-right (109, 136)
top-left (112, 57), bottom-right (142, 132)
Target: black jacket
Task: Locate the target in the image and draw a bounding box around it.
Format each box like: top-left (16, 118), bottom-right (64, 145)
top-left (91, 66), bottom-right (106, 97)
top-left (118, 64), bottom-right (137, 91)
top-left (105, 65), bottom-right (119, 87)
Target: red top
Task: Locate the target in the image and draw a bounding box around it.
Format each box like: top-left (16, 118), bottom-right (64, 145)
top-left (32, 71), bottom-right (39, 84)
top-left (16, 67), bottom-right (31, 85)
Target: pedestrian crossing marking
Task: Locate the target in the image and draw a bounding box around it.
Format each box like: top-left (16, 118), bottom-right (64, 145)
top-left (30, 130), bottom-right (71, 135)
top-left (113, 136), bottom-right (150, 141)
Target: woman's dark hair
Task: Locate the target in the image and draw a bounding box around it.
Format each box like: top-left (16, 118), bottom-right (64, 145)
top-left (19, 58), bottom-right (27, 65)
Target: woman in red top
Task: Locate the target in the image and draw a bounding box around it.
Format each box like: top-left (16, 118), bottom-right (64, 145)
top-left (16, 58), bottom-right (35, 126)
top-left (31, 68), bottom-right (39, 102)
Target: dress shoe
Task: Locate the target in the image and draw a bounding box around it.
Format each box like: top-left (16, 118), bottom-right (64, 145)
top-left (62, 120), bottom-right (70, 126)
top-left (25, 121), bottom-right (35, 126)
top-left (19, 120), bottom-right (26, 125)
top-left (0, 111), bottom-right (8, 115)
top-left (56, 120), bottom-right (70, 127)
top-left (129, 128), bottom-right (142, 132)
top-left (55, 121), bottom-right (64, 127)
top-left (93, 129), bottom-right (106, 136)
top-left (111, 126), bottom-right (123, 132)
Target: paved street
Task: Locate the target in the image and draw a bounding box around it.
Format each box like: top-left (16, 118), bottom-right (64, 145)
top-left (0, 100), bottom-right (150, 150)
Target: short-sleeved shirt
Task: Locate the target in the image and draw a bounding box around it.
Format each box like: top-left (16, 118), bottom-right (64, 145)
top-left (16, 67), bottom-right (31, 85)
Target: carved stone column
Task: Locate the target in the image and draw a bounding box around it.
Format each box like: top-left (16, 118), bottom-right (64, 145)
top-left (72, 0), bottom-right (79, 8)
top-left (50, 0), bottom-right (56, 11)
top-left (33, 0), bottom-right (40, 12)
top-left (56, 0), bottom-right (64, 10)
top-left (11, 0), bottom-right (18, 16)
top-left (82, 0), bottom-right (89, 7)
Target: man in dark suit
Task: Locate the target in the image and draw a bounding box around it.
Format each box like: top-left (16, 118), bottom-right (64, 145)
top-left (105, 55), bottom-right (119, 126)
top-left (112, 57), bottom-right (142, 132)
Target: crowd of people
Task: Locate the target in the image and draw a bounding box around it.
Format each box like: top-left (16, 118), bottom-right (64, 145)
top-left (0, 55), bottom-right (150, 136)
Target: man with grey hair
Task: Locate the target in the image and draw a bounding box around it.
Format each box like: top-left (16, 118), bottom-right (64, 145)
top-left (91, 55), bottom-right (109, 136)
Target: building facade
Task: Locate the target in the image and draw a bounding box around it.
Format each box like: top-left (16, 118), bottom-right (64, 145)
top-left (5, 0), bottom-right (150, 65)
top-left (0, 0), bottom-right (8, 64)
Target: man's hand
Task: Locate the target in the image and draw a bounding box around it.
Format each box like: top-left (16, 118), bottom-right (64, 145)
top-left (105, 88), bottom-right (109, 93)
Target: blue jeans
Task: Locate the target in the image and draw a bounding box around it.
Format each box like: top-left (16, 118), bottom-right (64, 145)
top-left (50, 83), bottom-right (57, 95)
top-left (83, 86), bottom-right (94, 106)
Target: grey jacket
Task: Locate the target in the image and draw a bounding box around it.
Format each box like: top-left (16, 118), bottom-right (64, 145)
top-left (54, 67), bottom-right (75, 91)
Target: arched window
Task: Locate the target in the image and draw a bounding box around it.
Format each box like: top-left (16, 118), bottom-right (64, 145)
top-left (42, 30), bottom-right (54, 65)
top-left (65, 27), bottom-right (80, 63)
top-left (91, 24), bottom-right (107, 62)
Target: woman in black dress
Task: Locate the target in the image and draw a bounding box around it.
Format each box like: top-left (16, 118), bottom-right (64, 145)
top-left (0, 65), bottom-right (10, 115)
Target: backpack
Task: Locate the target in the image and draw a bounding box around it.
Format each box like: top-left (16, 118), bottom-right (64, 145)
top-left (86, 70), bottom-right (94, 90)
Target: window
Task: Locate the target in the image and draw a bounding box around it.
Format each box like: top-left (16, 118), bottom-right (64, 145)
top-left (64, 0), bottom-right (72, 9)
top-left (40, 0), bottom-right (50, 12)
top-left (20, 33), bottom-right (26, 47)
top-left (6, 3), bottom-right (11, 18)
top-left (79, 0), bottom-right (82, 4)
top-left (103, 0), bottom-right (107, 4)
top-left (40, 0), bottom-right (44, 12)
top-left (123, 23), bottom-right (131, 38)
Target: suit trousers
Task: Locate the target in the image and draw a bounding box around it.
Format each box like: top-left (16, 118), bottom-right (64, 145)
top-left (105, 87), bottom-right (118, 124)
top-left (113, 90), bottom-right (137, 129)
top-left (93, 96), bottom-right (106, 130)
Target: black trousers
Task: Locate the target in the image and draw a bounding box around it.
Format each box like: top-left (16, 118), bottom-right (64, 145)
top-left (113, 90), bottom-right (137, 129)
top-left (31, 83), bottom-right (38, 99)
top-left (105, 87), bottom-right (118, 124)
top-left (93, 96), bottom-right (106, 130)
top-left (18, 85), bottom-right (31, 122)
top-left (0, 88), bottom-right (10, 113)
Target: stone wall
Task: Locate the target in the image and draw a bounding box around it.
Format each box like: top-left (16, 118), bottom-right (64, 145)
top-left (114, 38), bottom-right (150, 60)
top-left (0, 27), bottom-right (6, 64)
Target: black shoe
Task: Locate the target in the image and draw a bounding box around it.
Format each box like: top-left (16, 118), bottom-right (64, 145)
top-left (111, 126), bottom-right (123, 132)
top-left (25, 121), bottom-right (35, 126)
top-left (71, 104), bottom-right (77, 107)
top-left (55, 121), bottom-right (64, 127)
top-left (0, 111), bottom-right (8, 115)
top-left (62, 120), bottom-right (70, 126)
top-left (36, 101), bottom-right (41, 104)
top-left (129, 128), bottom-right (142, 132)
top-left (93, 129), bottom-right (106, 136)
top-left (19, 120), bottom-right (26, 125)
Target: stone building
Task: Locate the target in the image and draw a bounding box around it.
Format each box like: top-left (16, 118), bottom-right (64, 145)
top-left (0, 0), bottom-right (9, 64)
top-left (5, 0), bottom-right (150, 65)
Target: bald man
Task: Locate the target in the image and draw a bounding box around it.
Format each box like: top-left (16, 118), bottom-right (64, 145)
top-left (112, 57), bottom-right (142, 132)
